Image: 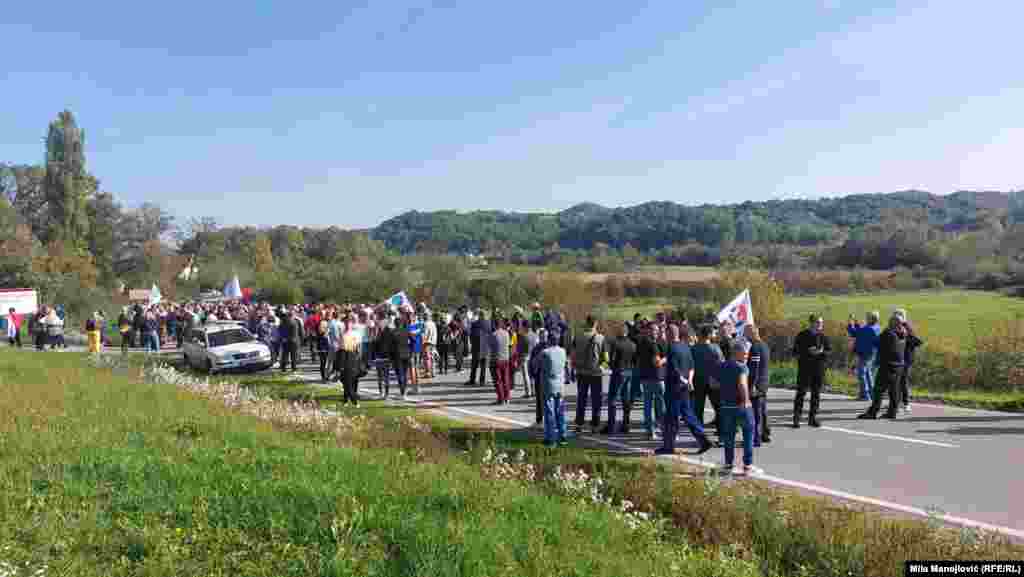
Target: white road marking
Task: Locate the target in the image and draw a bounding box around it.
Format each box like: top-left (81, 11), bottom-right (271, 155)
top-left (363, 386), bottom-right (1024, 542)
top-left (819, 426), bottom-right (959, 448)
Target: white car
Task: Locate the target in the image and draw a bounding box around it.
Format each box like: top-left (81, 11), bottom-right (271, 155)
top-left (182, 321), bottom-right (273, 374)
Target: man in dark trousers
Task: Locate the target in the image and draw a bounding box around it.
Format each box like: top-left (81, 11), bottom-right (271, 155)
top-left (792, 315), bottom-right (831, 428)
top-left (894, 310), bottom-right (923, 414)
top-left (571, 315), bottom-right (607, 434)
top-left (745, 324), bottom-right (771, 445)
top-left (657, 324), bottom-right (712, 455)
top-left (391, 316), bottom-right (414, 400)
top-left (279, 307), bottom-right (304, 372)
top-left (467, 310), bottom-right (491, 386)
top-left (858, 314), bottom-right (906, 420)
top-left (602, 321), bottom-right (636, 435)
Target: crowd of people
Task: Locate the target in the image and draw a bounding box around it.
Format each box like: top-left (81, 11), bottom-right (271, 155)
top-left (5, 294), bottom-right (923, 474)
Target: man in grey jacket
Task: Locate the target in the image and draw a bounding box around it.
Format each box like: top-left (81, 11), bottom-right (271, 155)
top-left (572, 315), bottom-right (607, 433)
top-left (280, 307), bottom-right (305, 372)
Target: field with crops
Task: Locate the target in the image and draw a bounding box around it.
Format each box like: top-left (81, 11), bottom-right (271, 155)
top-left (784, 289), bottom-right (1024, 347)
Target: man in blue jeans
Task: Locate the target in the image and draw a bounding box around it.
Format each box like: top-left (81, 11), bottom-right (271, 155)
top-left (540, 332), bottom-right (568, 447)
top-left (657, 324), bottom-right (712, 455)
top-left (716, 340), bottom-right (762, 476)
top-left (634, 321), bottom-right (666, 441)
top-left (847, 311), bottom-right (881, 401)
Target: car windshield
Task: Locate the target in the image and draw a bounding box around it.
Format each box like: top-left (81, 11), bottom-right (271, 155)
top-left (207, 328), bottom-right (254, 348)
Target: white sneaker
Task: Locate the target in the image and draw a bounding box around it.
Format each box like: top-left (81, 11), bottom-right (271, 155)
top-left (903, 405), bottom-right (912, 414)
top-left (743, 465), bottom-right (764, 476)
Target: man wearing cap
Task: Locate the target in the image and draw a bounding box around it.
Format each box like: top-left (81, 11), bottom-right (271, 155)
top-left (858, 314), bottom-right (907, 420)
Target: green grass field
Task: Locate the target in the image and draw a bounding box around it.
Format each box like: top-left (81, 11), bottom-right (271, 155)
top-left (606, 289), bottom-right (1024, 345)
top-left (785, 289), bottom-right (1024, 346)
top-left (0, 351), bottom-right (764, 577)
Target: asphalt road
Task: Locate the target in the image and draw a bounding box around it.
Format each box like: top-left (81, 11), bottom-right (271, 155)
top-left (52, 345), bottom-right (1024, 540)
top-left (301, 357), bottom-right (1024, 540)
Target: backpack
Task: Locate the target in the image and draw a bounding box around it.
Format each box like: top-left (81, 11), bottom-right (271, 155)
top-left (579, 334), bottom-right (601, 373)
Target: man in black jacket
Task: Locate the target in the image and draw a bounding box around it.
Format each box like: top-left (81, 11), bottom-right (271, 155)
top-left (895, 311), bottom-right (923, 414)
top-left (602, 321), bottom-right (637, 435)
top-left (391, 318), bottom-right (413, 399)
top-left (467, 310), bottom-right (492, 386)
top-left (745, 324), bottom-right (771, 445)
top-left (792, 315), bottom-right (831, 428)
top-left (858, 315), bottom-right (906, 420)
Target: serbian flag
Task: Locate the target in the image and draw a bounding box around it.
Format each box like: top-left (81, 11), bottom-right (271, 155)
top-left (716, 289), bottom-right (754, 332)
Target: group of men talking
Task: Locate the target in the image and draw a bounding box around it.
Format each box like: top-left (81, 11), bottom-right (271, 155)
top-left (519, 313), bottom-right (770, 476)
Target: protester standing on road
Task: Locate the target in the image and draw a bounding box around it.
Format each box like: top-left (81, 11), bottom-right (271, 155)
top-left (848, 311), bottom-right (881, 401)
top-left (374, 312), bottom-right (393, 397)
top-left (468, 310), bottom-right (490, 386)
top-left (492, 319), bottom-right (512, 405)
top-left (540, 332), bottom-right (569, 447)
top-left (527, 321), bottom-right (548, 428)
top-left (692, 325), bottom-right (724, 436)
top-left (437, 314), bottom-right (450, 376)
top-left (517, 321), bottom-right (537, 397)
top-left (635, 321), bottom-right (667, 441)
top-left (858, 314), bottom-right (907, 420)
top-left (658, 324), bottom-right (712, 455)
top-left (423, 312), bottom-right (437, 380)
top-left (118, 308), bottom-right (131, 354)
top-left (336, 314), bottom-right (362, 407)
top-left (86, 313), bottom-right (102, 353)
top-left (316, 316), bottom-right (331, 383)
top-left (894, 309), bottom-right (923, 414)
top-left (279, 308), bottom-right (303, 372)
top-left (449, 313), bottom-right (464, 373)
top-left (717, 340), bottom-right (761, 476)
top-left (792, 315), bottom-right (831, 428)
top-left (572, 316), bottom-right (607, 434)
top-left (6, 308), bottom-right (21, 348)
top-left (745, 324), bottom-right (772, 446)
top-left (391, 316), bottom-right (413, 399)
top-left (44, 307), bottom-right (64, 351)
top-left (603, 321), bottom-right (636, 435)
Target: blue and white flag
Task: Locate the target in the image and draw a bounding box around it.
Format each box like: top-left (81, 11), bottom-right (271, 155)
top-left (149, 284), bottom-right (162, 306)
top-left (224, 275), bottom-right (243, 299)
top-left (386, 291), bottom-right (411, 309)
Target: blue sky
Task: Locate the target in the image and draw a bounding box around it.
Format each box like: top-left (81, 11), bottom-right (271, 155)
top-left (2, 1), bottom-right (1022, 228)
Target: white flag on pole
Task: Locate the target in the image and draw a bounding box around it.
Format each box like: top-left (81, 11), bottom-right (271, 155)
top-left (224, 275), bottom-right (243, 299)
top-left (149, 284), bottom-right (162, 306)
top-left (716, 289), bottom-right (754, 332)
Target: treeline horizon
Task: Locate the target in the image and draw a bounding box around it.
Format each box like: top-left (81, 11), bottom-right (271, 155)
top-left (3, 110), bottom-right (1024, 320)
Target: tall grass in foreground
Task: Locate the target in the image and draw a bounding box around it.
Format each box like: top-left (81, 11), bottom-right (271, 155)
top-left (0, 351), bottom-right (759, 577)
